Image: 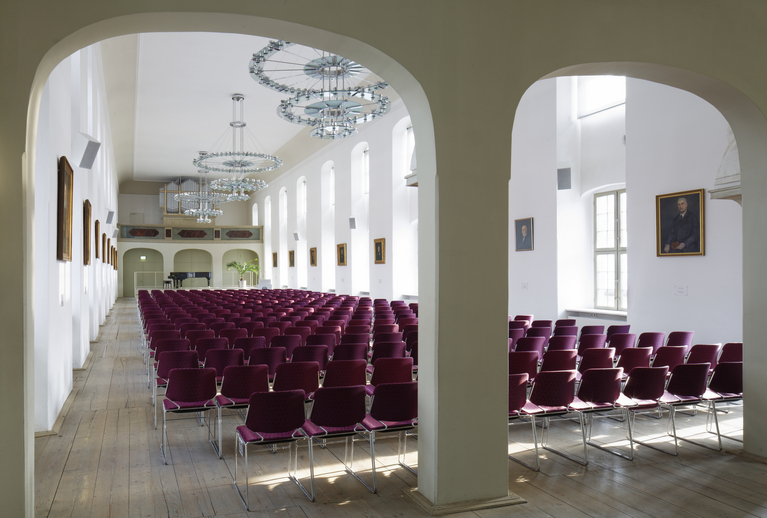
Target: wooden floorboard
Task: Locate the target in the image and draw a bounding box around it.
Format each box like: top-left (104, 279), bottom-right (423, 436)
top-left (34, 298), bottom-right (763, 518)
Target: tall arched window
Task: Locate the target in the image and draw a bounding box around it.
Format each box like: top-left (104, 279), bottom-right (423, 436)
top-left (279, 187), bottom-right (289, 287)
top-left (351, 142), bottom-right (370, 294)
top-left (296, 176), bottom-right (308, 288)
top-left (321, 161), bottom-right (336, 291)
top-left (251, 202), bottom-right (258, 226)
top-left (263, 196), bottom-right (272, 283)
top-left (392, 116), bottom-right (418, 297)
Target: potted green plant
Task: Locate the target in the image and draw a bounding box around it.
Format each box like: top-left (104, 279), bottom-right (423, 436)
top-left (226, 259), bottom-right (259, 288)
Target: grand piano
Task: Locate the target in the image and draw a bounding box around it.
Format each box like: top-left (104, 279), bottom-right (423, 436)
top-left (168, 271), bottom-right (212, 288)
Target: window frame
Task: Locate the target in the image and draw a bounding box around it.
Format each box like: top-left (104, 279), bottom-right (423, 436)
top-left (593, 189), bottom-right (627, 311)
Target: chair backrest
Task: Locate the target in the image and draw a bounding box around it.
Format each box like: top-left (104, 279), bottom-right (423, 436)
top-left (248, 347), bottom-right (287, 376)
top-left (323, 359), bottom-right (367, 388)
top-left (149, 330), bottom-right (182, 350)
top-left (185, 329), bottom-right (215, 350)
top-left (636, 332), bottom-right (666, 355)
top-left (370, 341), bottom-right (407, 364)
top-left (667, 331), bottom-right (695, 351)
top-left (605, 325), bottom-right (631, 341)
top-left (623, 366), bottom-right (668, 400)
top-left (546, 335), bottom-right (576, 351)
top-left (578, 347), bottom-right (615, 373)
top-left (273, 361), bottom-right (320, 393)
top-left (194, 337), bottom-right (228, 358)
top-left (514, 336), bottom-right (546, 361)
top-left (309, 386), bottom-right (367, 428)
top-left (719, 342), bottom-right (743, 363)
top-left (529, 370), bottom-right (576, 408)
top-left (508, 351), bottom-right (538, 381)
top-left (332, 343), bottom-right (368, 361)
top-left (173, 317), bottom-right (197, 329)
top-left (373, 331), bottom-right (403, 345)
top-left (707, 362), bottom-right (743, 395)
top-left (651, 346), bottom-right (687, 373)
top-left (306, 333), bottom-right (337, 356)
top-left (316, 326), bottom-right (342, 344)
top-left (156, 350), bottom-right (199, 379)
top-left (201, 317), bottom-right (225, 327)
top-left (345, 325), bottom-right (371, 335)
top-left (577, 333), bottom-right (608, 357)
top-left (554, 319), bottom-right (576, 328)
top-left (240, 321), bottom-right (265, 335)
top-left (210, 322), bottom-right (236, 336)
top-left (219, 365), bottom-right (269, 399)
top-left (271, 334), bottom-right (303, 359)
top-left (251, 327), bottom-right (281, 346)
top-left (165, 367), bottom-right (217, 403)
top-left (508, 328), bottom-right (525, 351)
top-left (531, 320), bottom-right (553, 328)
top-left (553, 325), bottom-right (578, 336)
top-left (233, 336), bottom-right (267, 356)
top-left (615, 347), bottom-right (652, 376)
top-left (268, 321), bottom-right (292, 334)
top-left (284, 326), bottom-right (311, 344)
top-left (508, 373), bottom-right (530, 414)
top-left (540, 349), bottom-right (578, 372)
top-left (228, 317), bottom-right (252, 327)
top-left (291, 345), bottom-right (329, 369)
top-left (373, 324), bottom-right (399, 338)
top-left (369, 357), bottom-right (414, 386)
top-left (508, 320), bottom-right (527, 330)
top-left (370, 382), bottom-right (418, 422)
top-left (401, 323), bottom-right (419, 340)
top-left (220, 328), bottom-right (248, 346)
top-left (341, 333), bottom-right (370, 345)
top-left (154, 338), bottom-right (191, 356)
top-left (579, 325), bottom-right (605, 339)
top-left (608, 333), bottom-right (636, 357)
top-left (686, 344), bottom-right (720, 371)
top-left (244, 389), bottom-right (306, 434)
top-left (514, 314), bottom-right (534, 323)
top-left (577, 367), bottom-right (623, 404)
top-left (666, 363), bottom-right (710, 398)
top-left (180, 323), bottom-right (206, 337)
top-left (204, 348), bottom-right (245, 377)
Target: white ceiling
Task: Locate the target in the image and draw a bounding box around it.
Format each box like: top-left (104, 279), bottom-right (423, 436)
top-left (100, 32), bottom-right (315, 187)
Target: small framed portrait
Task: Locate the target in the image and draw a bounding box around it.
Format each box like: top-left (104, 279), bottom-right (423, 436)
top-left (57, 156), bottom-right (74, 261)
top-left (374, 238), bottom-right (386, 264)
top-left (514, 217), bottom-right (534, 251)
top-left (656, 189), bottom-right (705, 257)
top-left (337, 243), bottom-right (347, 266)
top-left (83, 200), bottom-right (92, 266)
top-left (289, 250), bottom-right (295, 267)
top-left (272, 252), bottom-right (278, 267)
top-left (309, 247), bottom-right (317, 267)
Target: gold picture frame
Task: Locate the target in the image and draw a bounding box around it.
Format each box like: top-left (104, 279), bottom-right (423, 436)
top-left (337, 243), bottom-right (347, 266)
top-left (514, 217), bottom-right (534, 252)
top-left (107, 238), bottom-right (111, 264)
top-left (56, 156), bottom-right (74, 261)
top-left (102, 233), bottom-right (106, 262)
top-left (83, 200), bottom-right (92, 265)
top-left (656, 188), bottom-right (705, 256)
top-left (94, 220), bottom-right (100, 259)
top-left (272, 252), bottom-right (278, 267)
top-left (374, 238), bottom-right (386, 264)
top-left (309, 247), bottom-right (317, 267)
top-left (289, 250), bottom-right (295, 267)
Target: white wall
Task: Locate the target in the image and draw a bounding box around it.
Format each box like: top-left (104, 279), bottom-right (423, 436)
top-left (34, 44), bottom-right (119, 431)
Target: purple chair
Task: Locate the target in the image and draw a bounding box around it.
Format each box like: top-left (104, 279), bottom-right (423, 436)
top-left (149, 338), bottom-right (191, 387)
top-left (373, 331), bottom-right (403, 346)
top-left (578, 325), bottom-right (605, 341)
top-left (152, 350), bottom-right (199, 426)
top-left (368, 341), bottom-right (407, 366)
top-left (577, 347), bottom-right (615, 381)
top-left (252, 327), bottom-right (281, 347)
top-left (706, 362), bottom-right (743, 449)
top-left (531, 320), bottom-right (553, 328)
top-left (577, 334), bottom-right (607, 359)
top-left (508, 328), bottom-right (525, 351)
top-left (719, 343), bottom-right (742, 363)
top-left (358, 381), bottom-right (419, 484)
top-left (514, 314), bottom-right (534, 323)
top-left (525, 327), bottom-right (551, 349)
top-left (622, 366), bottom-right (669, 459)
top-left (174, 317), bottom-right (198, 330)
top-left (508, 320), bottom-right (527, 330)
top-left (233, 390), bottom-right (310, 508)
top-left (608, 333), bottom-right (636, 358)
top-left (271, 335), bottom-right (303, 360)
top-left (605, 325), bottom-right (631, 342)
top-left (333, 343), bottom-right (369, 361)
top-left (148, 329), bottom-right (182, 361)
top-left (220, 328), bottom-right (248, 347)
top-left (201, 317), bottom-right (225, 328)
top-left (214, 364), bottom-right (270, 456)
top-left (686, 344), bottom-right (720, 372)
top-left (210, 322), bottom-right (236, 337)
top-left (652, 346), bottom-right (688, 375)
top-left (316, 326), bottom-right (342, 345)
top-left (553, 326), bottom-right (578, 337)
top-left (180, 322), bottom-right (206, 337)
top-left (346, 325), bottom-right (371, 335)
top-left (515, 336), bottom-right (546, 361)
top-left (160, 367), bottom-right (217, 464)
top-left (636, 332), bottom-right (666, 356)
top-left (229, 317), bottom-right (252, 328)
top-left (366, 357), bottom-right (414, 396)
top-left (373, 324), bottom-right (399, 338)
top-left (234, 336), bottom-right (267, 358)
top-left (667, 331), bottom-right (695, 354)
top-left (239, 321), bottom-right (265, 336)
top-left (554, 319), bottom-right (576, 328)
top-left (285, 326), bottom-right (311, 345)
top-left (269, 321), bottom-right (292, 335)
top-left (272, 361), bottom-right (320, 397)
top-left (248, 347), bottom-right (287, 379)
top-left (203, 348), bottom-right (245, 381)
top-left (540, 349), bottom-right (577, 372)
top-left (306, 333), bottom-right (337, 357)
top-left (507, 372), bottom-right (537, 471)
top-left (659, 363), bottom-right (712, 455)
top-left (546, 335), bottom-right (577, 352)
top-left (195, 337), bottom-right (229, 361)
top-left (291, 345), bottom-right (329, 370)
top-left (615, 347), bottom-right (652, 379)
top-left (341, 333), bottom-right (370, 345)
top-left (323, 359), bottom-right (367, 388)
top-left (302, 386), bottom-right (369, 499)
top-left (508, 351), bottom-right (538, 383)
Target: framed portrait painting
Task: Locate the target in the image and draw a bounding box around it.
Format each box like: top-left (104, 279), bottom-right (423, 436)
top-left (309, 247), bottom-right (317, 267)
top-left (57, 156), bottom-right (74, 261)
top-left (514, 217), bottom-right (534, 251)
top-left (289, 250), bottom-right (295, 267)
top-left (374, 238), bottom-right (386, 264)
top-left (272, 252), bottom-right (278, 267)
top-left (337, 243), bottom-right (347, 266)
top-left (83, 200), bottom-right (92, 266)
top-left (656, 189), bottom-right (705, 256)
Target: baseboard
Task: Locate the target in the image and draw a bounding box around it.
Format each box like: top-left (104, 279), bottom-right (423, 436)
top-left (405, 488), bottom-right (526, 516)
top-left (73, 350), bottom-right (94, 371)
top-left (34, 387), bottom-right (79, 438)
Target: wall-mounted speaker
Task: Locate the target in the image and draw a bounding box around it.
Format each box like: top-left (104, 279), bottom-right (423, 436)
top-left (293, 232), bottom-right (299, 241)
top-left (73, 132), bottom-right (101, 170)
top-left (105, 210), bottom-right (115, 224)
top-left (349, 217), bottom-right (356, 229)
top-left (557, 168), bottom-right (572, 190)
top-left (112, 229), bottom-right (118, 239)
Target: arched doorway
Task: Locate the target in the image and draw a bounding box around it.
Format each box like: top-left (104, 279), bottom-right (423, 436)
top-left (122, 248), bottom-right (163, 296)
top-left (173, 249), bottom-right (213, 288)
top-left (222, 249), bottom-right (259, 287)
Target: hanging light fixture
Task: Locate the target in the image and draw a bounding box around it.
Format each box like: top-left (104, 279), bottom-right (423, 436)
top-left (175, 152), bottom-right (228, 224)
top-left (249, 41), bottom-right (390, 140)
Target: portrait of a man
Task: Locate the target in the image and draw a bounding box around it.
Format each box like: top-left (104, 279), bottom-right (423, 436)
top-left (657, 189), bottom-right (705, 256)
top-left (272, 252), bottom-right (278, 267)
top-left (337, 243), bottom-right (347, 266)
top-left (374, 238), bottom-right (385, 264)
top-left (289, 250), bottom-right (295, 267)
top-left (515, 217), bottom-right (534, 251)
top-left (309, 247), bottom-right (317, 267)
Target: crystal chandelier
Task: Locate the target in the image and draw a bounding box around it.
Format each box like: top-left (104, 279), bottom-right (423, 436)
top-left (209, 178), bottom-right (267, 202)
top-left (175, 152), bottom-right (229, 223)
top-left (250, 41), bottom-right (390, 139)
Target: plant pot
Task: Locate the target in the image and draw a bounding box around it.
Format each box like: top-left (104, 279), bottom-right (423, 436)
top-left (238, 279), bottom-right (247, 288)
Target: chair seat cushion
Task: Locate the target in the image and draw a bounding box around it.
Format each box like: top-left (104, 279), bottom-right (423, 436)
top-left (365, 384), bottom-right (375, 396)
top-left (236, 425), bottom-right (303, 444)
top-left (215, 394), bottom-right (248, 407)
top-left (163, 398), bottom-right (216, 411)
top-left (155, 377), bottom-right (169, 387)
top-left (302, 419), bottom-right (359, 437)
top-left (659, 391), bottom-right (680, 404)
top-left (627, 398), bottom-right (659, 409)
top-left (715, 392), bottom-right (742, 400)
top-left (702, 388), bottom-right (722, 401)
top-left (360, 414), bottom-right (416, 432)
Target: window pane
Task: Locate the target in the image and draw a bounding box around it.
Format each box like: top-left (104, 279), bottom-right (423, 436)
top-left (620, 252), bottom-right (628, 310)
top-left (596, 253), bottom-right (616, 308)
top-left (620, 191), bottom-right (627, 248)
top-left (596, 193), bottom-right (615, 249)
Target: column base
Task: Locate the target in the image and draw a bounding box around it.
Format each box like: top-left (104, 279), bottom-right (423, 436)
top-left (405, 488), bottom-right (526, 516)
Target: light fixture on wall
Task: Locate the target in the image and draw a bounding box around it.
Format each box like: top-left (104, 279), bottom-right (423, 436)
top-left (250, 41), bottom-right (391, 140)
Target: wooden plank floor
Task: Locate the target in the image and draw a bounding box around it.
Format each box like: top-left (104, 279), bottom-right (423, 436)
top-left (35, 298), bottom-right (760, 518)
